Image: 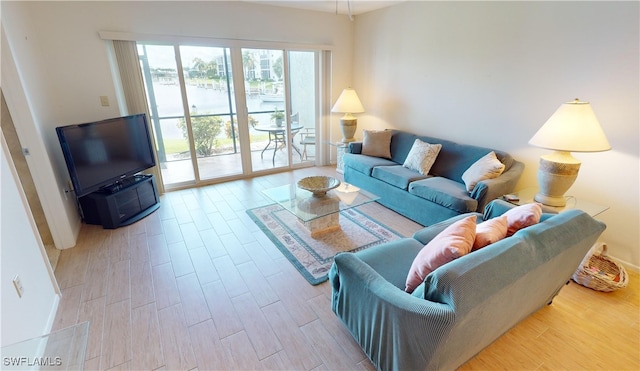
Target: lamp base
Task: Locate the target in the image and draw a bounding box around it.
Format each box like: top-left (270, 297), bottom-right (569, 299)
top-left (340, 117), bottom-right (357, 143)
top-left (534, 192), bottom-right (569, 207)
top-left (535, 152), bottom-right (581, 207)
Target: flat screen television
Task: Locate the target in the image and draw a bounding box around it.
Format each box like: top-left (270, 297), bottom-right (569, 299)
top-left (56, 113), bottom-right (156, 197)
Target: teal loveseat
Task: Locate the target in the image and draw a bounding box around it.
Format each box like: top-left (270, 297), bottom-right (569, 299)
top-left (329, 200), bottom-right (606, 371)
top-left (344, 130), bottom-right (524, 226)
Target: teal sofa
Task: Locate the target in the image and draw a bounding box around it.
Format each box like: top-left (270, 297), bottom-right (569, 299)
top-left (344, 130), bottom-right (524, 226)
top-left (329, 200), bottom-right (606, 371)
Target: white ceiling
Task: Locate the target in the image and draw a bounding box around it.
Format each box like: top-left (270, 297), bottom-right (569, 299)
top-left (241, 0), bottom-right (405, 16)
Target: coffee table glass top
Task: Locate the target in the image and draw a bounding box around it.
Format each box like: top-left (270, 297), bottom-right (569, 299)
top-left (1, 321), bottom-right (89, 370)
top-left (262, 183), bottom-right (379, 222)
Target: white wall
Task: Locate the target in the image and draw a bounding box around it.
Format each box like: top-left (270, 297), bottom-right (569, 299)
top-left (1, 22), bottom-right (81, 250)
top-left (2, 0), bottom-right (355, 248)
top-left (1, 133), bottom-right (59, 346)
top-left (353, 1), bottom-right (639, 268)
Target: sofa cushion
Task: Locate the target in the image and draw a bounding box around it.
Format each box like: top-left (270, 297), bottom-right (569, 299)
top-left (461, 151), bottom-right (506, 192)
top-left (503, 203), bottom-right (543, 236)
top-left (386, 131), bottom-right (515, 179)
top-left (372, 165), bottom-right (430, 190)
top-left (405, 215), bottom-right (476, 293)
top-left (473, 215), bottom-right (508, 251)
top-left (409, 177), bottom-right (478, 213)
top-left (362, 129), bottom-right (392, 159)
top-left (343, 153), bottom-right (396, 176)
top-left (403, 139), bottom-right (442, 175)
top-left (427, 139), bottom-right (512, 182)
top-left (388, 130), bottom-right (420, 164)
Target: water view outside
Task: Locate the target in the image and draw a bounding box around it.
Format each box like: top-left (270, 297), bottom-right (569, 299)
top-left (138, 44), bottom-right (315, 186)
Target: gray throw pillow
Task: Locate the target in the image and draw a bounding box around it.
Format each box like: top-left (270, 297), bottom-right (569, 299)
top-left (361, 129), bottom-right (392, 159)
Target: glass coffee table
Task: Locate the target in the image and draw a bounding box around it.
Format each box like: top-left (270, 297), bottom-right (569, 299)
top-left (262, 182), bottom-right (379, 238)
top-left (0, 321), bottom-right (89, 370)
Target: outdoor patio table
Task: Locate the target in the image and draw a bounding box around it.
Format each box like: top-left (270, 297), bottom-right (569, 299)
top-left (254, 124), bottom-right (303, 165)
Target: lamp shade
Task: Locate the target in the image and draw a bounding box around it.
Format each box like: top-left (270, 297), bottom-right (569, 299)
top-left (529, 99), bottom-right (611, 152)
top-left (331, 88), bottom-right (365, 114)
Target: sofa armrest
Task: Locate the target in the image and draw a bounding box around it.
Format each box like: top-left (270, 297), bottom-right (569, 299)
top-left (412, 213), bottom-right (483, 245)
top-left (329, 252), bottom-right (455, 371)
top-left (482, 198), bottom-right (517, 219)
top-left (471, 160), bottom-right (524, 211)
top-left (347, 141), bottom-right (363, 154)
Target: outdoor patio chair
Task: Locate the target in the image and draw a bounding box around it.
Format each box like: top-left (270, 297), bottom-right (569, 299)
top-left (299, 128), bottom-right (316, 160)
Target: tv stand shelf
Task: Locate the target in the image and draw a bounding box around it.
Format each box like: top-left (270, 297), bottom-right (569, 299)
top-left (79, 174), bottom-right (160, 229)
top-left (99, 174), bottom-right (149, 194)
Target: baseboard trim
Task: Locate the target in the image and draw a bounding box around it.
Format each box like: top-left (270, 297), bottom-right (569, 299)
top-left (44, 293), bottom-right (61, 336)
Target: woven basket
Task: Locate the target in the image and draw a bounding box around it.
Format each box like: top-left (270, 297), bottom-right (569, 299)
top-left (572, 243), bottom-right (629, 292)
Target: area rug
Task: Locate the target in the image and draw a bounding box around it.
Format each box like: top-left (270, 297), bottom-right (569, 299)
top-left (247, 204), bottom-right (404, 285)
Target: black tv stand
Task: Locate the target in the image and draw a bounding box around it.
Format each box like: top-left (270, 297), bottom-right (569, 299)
top-left (99, 174), bottom-right (149, 194)
top-left (79, 174), bottom-right (160, 229)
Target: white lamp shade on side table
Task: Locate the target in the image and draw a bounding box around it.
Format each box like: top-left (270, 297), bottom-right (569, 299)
top-left (332, 88), bottom-right (364, 143)
top-left (529, 99), bottom-right (611, 207)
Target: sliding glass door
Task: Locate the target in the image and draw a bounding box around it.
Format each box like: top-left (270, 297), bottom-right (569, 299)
top-left (241, 48), bottom-right (317, 172)
top-left (138, 44), bottom-right (195, 185)
top-left (138, 44), bottom-right (242, 187)
top-left (241, 48), bottom-right (291, 172)
top-left (179, 46), bottom-right (242, 181)
top-left (288, 51), bottom-right (317, 163)
top-left (138, 42), bottom-right (319, 189)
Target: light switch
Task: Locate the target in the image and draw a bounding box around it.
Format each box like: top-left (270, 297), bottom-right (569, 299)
top-left (100, 96), bottom-right (110, 107)
top-left (13, 275), bottom-right (23, 298)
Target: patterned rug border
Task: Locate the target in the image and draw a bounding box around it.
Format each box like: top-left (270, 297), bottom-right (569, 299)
top-left (246, 204), bottom-right (403, 285)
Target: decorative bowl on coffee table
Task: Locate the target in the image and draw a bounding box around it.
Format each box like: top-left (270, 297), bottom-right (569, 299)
top-left (297, 176), bottom-right (341, 197)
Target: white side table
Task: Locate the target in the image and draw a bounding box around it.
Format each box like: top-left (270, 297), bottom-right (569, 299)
top-left (505, 187), bottom-right (609, 217)
top-left (330, 142), bottom-right (348, 174)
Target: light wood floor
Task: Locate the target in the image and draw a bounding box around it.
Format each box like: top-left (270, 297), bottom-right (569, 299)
top-left (51, 166), bottom-right (640, 371)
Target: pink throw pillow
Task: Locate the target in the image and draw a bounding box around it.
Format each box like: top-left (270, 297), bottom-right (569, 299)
top-left (503, 203), bottom-right (543, 236)
top-left (405, 215), bottom-right (476, 293)
top-left (473, 216), bottom-right (508, 251)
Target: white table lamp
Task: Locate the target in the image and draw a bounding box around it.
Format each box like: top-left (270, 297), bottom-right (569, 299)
top-left (332, 88), bottom-right (365, 143)
top-left (529, 98), bottom-right (611, 207)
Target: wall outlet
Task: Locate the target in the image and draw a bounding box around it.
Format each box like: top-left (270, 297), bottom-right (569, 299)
top-left (12, 275), bottom-right (24, 298)
top-left (100, 95), bottom-right (110, 107)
